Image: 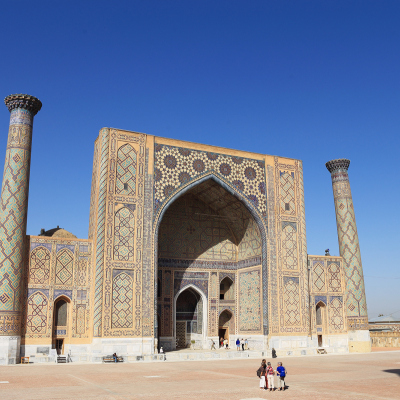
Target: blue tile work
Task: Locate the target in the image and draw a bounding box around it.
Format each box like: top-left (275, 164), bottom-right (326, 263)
top-left (238, 268), bottom-right (262, 332)
top-left (154, 144), bottom-right (266, 217)
top-left (22, 236), bottom-right (92, 340)
top-left (315, 295), bottom-right (327, 305)
top-left (153, 161), bottom-right (269, 336)
top-left (308, 255), bottom-right (346, 334)
top-left (54, 289), bottom-right (73, 300)
top-left (174, 271), bottom-right (209, 297)
top-left (0, 95), bottom-right (41, 336)
top-left (275, 158), bottom-right (309, 334)
top-left (326, 159), bottom-right (368, 329)
top-left (93, 128), bottom-right (109, 337)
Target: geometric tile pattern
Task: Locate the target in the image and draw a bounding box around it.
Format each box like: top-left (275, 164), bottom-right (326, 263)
top-left (76, 305), bottom-right (86, 335)
top-left (326, 159), bottom-right (368, 323)
top-left (112, 272), bottom-right (133, 328)
top-left (238, 269), bottom-right (261, 332)
top-left (328, 262), bottom-right (342, 292)
top-left (113, 207), bottom-right (135, 261)
top-left (0, 107), bottom-right (34, 324)
top-left (116, 144), bottom-right (137, 195)
top-left (26, 291), bottom-right (48, 334)
top-left (313, 263), bottom-right (326, 292)
top-left (283, 277), bottom-right (300, 326)
top-left (29, 246), bottom-right (51, 285)
top-left (55, 249), bottom-right (74, 286)
top-left (329, 296), bottom-right (344, 331)
top-left (158, 195), bottom-right (236, 261)
top-left (281, 222), bottom-right (298, 270)
top-left (77, 257), bottom-right (87, 286)
top-left (154, 144), bottom-right (266, 216)
top-left (279, 171), bottom-right (295, 215)
top-left (93, 128), bottom-right (109, 337)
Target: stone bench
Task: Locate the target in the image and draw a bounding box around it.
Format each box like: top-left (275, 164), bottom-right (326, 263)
top-left (102, 355), bottom-right (124, 363)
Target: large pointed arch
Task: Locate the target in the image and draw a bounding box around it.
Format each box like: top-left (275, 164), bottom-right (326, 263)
top-left (153, 172), bottom-right (269, 338)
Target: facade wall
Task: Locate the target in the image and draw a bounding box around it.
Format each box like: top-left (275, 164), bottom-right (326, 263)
top-left (265, 156), bottom-right (309, 336)
top-left (21, 236), bottom-right (92, 347)
top-left (12, 127), bottom-right (363, 359)
top-left (370, 332), bottom-right (400, 347)
top-left (308, 255), bottom-right (347, 336)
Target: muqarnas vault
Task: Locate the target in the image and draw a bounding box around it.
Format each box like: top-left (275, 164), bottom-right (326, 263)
top-left (0, 94), bottom-right (370, 364)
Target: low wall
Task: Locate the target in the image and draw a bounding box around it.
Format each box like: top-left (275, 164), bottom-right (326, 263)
top-left (370, 332), bottom-right (400, 347)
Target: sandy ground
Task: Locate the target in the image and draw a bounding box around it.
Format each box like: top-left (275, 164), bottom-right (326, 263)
top-left (0, 351), bottom-right (399, 400)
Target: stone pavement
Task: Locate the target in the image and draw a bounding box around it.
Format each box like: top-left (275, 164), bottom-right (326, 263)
top-left (0, 351), bottom-right (399, 400)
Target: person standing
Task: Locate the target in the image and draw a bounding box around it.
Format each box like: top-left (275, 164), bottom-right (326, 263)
top-left (245, 338), bottom-right (248, 350)
top-left (220, 337), bottom-right (224, 348)
top-left (265, 362), bottom-right (275, 391)
top-left (257, 360), bottom-right (267, 390)
top-left (224, 338), bottom-right (229, 349)
top-left (236, 338), bottom-right (240, 351)
top-left (276, 362), bottom-right (286, 391)
top-left (241, 338), bottom-right (245, 351)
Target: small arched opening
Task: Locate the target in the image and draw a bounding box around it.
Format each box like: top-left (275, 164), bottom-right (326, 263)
top-left (53, 296), bottom-right (70, 355)
top-left (315, 301), bottom-right (326, 347)
top-left (220, 277), bottom-right (234, 300)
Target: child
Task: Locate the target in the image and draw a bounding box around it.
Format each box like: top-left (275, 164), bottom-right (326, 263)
top-left (265, 362), bottom-right (275, 391)
top-left (276, 361), bottom-right (286, 391)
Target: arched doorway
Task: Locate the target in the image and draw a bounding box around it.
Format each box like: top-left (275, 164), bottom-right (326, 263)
top-left (53, 296), bottom-right (70, 355)
top-left (219, 309), bottom-right (234, 344)
top-left (174, 286), bottom-right (206, 349)
top-left (315, 301), bottom-right (326, 347)
top-left (156, 176), bottom-right (266, 351)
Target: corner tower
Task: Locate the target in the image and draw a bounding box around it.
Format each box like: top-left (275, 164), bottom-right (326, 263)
top-left (0, 94), bottom-right (42, 364)
top-left (326, 158), bottom-right (370, 352)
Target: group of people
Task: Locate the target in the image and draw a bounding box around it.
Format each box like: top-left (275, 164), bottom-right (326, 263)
top-left (235, 338), bottom-right (248, 351)
top-left (257, 359), bottom-right (287, 391)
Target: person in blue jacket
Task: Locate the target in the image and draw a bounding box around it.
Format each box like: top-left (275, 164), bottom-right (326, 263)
top-left (276, 362), bottom-right (287, 391)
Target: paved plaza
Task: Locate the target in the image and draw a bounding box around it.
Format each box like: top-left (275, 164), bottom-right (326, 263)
top-left (0, 350), bottom-right (399, 400)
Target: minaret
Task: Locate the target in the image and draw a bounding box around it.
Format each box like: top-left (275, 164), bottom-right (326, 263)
top-left (0, 94), bottom-right (42, 364)
top-left (326, 159), bottom-right (370, 352)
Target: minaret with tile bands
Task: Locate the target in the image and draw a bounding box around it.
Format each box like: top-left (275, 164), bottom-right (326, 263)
top-left (0, 94), bottom-right (41, 364)
top-left (326, 159), bottom-right (370, 351)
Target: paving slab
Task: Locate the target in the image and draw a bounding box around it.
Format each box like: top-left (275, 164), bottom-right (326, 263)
top-left (0, 351), bottom-right (399, 399)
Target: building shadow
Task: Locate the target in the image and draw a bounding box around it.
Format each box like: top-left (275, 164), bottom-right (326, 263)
top-left (383, 369), bottom-right (400, 377)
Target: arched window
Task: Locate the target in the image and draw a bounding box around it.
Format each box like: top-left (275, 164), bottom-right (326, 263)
top-left (116, 144), bottom-right (137, 195)
top-left (55, 299), bottom-right (68, 326)
top-left (316, 302), bottom-right (325, 326)
top-left (220, 277), bottom-right (234, 300)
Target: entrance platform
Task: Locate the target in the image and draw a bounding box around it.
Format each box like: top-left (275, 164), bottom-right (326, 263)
top-left (163, 348), bottom-right (268, 362)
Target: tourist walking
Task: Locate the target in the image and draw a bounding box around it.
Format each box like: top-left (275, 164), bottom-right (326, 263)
top-left (257, 360), bottom-right (267, 390)
top-left (236, 338), bottom-right (240, 351)
top-left (211, 340), bottom-right (216, 350)
top-left (241, 338), bottom-right (245, 351)
top-left (276, 362), bottom-right (286, 390)
top-left (265, 362), bottom-right (275, 391)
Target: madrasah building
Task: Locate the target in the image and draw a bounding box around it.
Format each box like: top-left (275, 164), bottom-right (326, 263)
top-left (0, 94), bottom-right (370, 364)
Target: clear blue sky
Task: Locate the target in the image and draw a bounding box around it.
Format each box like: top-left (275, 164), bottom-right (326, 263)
top-left (1, 1), bottom-right (399, 318)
